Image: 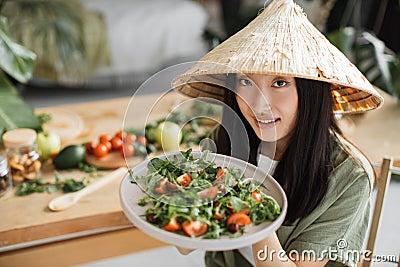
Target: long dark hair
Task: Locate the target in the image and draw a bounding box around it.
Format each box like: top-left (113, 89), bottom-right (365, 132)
top-left (216, 74), bottom-right (342, 223)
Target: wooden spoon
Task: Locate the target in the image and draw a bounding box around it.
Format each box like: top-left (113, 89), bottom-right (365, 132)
top-left (48, 167), bottom-right (127, 211)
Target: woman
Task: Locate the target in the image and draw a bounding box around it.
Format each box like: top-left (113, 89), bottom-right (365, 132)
top-left (201, 74), bottom-right (373, 267)
top-left (172, 0), bottom-right (383, 266)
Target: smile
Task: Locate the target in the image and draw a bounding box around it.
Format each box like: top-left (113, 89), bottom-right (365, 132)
top-left (257, 119), bottom-right (276, 124)
top-left (254, 117), bottom-right (280, 129)
top-left (256, 117), bottom-right (279, 124)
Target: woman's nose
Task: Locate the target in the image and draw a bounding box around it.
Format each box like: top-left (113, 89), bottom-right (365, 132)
top-left (253, 90), bottom-right (271, 116)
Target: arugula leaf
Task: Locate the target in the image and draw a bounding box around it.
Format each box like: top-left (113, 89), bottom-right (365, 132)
top-left (15, 179), bottom-right (60, 196)
top-left (78, 162), bottom-right (98, 173)
top-left (62, 177), bottom-right (89, 193)
top-left (138, 196), bottom-right (150, 207)
top-left (182, 148), bottom-right (193, 160)
top-left (227, 196), bottom-right (250, 212)
top-left (15, 174), bottom-right (90, 196)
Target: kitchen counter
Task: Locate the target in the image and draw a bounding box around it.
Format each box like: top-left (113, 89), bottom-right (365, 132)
top-left (0, 92), bottom-right (187, 266)
top-left (0, 90), bottom-right (399, 266)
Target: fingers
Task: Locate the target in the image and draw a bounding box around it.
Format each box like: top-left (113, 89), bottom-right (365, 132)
top-left (176, 246), bottom-right (194, 255)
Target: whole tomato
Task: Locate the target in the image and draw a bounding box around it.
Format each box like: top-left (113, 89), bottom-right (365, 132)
top-left (111, 137), bottom-right (122, 150)
top-left (99, 134), bottom-right (112, 144)
top-left (114, 130), bottom-right (124, 140)
top-left (93, 143), bottom-right (109, 158)
top-left (100, 140), bottom-right (112, 152)
top-left (85, 141), bottom-right (96, 155)
top-left (123, 133), bottom-right (136, 144)
top-left (121, 143), bottom-right (135, 157)
top-left (136, 136), bottom-right (148, 146)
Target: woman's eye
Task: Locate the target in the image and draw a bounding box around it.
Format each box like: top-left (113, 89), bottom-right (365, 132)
top-left (239, 78), bottom-right (253, 86)
top-left (272, 80), bottom-right (287, 87)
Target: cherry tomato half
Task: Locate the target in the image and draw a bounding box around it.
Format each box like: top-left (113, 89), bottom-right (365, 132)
top-left (163, 217), bottom-right (181, 232)
top-left (251, 190), bottom-right (262, 203)
top-left (176, 173), bottom-right (192, 187)
top-left (213, 211), bottom-right (225, 220)
top-left (216, 168), bottom-right (226, 178)
top-left (182, 220), bottom-right (208, 237)
top-left (226, 213), bottom-right (251, 227)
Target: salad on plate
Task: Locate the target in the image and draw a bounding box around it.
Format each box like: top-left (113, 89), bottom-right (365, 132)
top-left (131, 149), bottom-right (281, 239)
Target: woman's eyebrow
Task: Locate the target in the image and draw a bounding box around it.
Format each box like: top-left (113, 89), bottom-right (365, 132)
top-left (272, 76), bottom-right (287, 80)
top-left (236, 74), bottom-right (249, 79)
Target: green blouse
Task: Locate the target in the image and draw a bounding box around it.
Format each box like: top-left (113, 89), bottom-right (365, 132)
top-left (204, 133), bottom-right (374, 267)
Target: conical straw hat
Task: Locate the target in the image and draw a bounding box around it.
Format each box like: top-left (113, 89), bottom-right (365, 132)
top-left (172, 0), bottom-right (383, 113)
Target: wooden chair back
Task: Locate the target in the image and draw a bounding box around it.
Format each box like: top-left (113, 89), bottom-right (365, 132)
top-left (361, 157), bottom-right (394, 267)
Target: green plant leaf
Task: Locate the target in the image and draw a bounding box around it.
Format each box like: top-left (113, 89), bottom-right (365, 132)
top-left (0, 76), bottom-right (40, 131)
top-left (0, 16), bottom-right (36, 83)
top-left (355, 32), bottom-right (395, 94)
top-left (389, 54), bottom-right (400, 101)
top-left (328, 27), bottom-right (399, 98)
top-left (327, 27), bottom-right (356, 59)
top-left (1, 1), bottom-right (110, 84)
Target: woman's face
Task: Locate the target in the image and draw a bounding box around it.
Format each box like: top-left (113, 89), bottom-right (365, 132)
top-left (235, 74), bottom-right (298, 143)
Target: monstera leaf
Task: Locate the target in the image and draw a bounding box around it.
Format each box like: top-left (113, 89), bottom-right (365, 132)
top-left (389, 54), bottom-right (400, 101)
top-left (0, 15), bottom-right (39, 132)
top-left (0, 16), bottom-right (36, 83)
top-left (1, 0), bottom-right (111, 84)
top-left (328, 27), bottom-right (399, 101)
top-left (327, 27), bottom-right (356, 59)
top-left (355, 32), bottom-right (395, 95)
top-left (0, 76), bottom-right (40, 131)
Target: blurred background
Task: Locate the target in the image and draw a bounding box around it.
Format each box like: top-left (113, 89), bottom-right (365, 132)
top-left (1, 0), bottom-right (400, 108)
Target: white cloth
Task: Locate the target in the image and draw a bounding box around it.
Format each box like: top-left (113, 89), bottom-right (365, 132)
top-left (238, 153), bottom-right (279, 265)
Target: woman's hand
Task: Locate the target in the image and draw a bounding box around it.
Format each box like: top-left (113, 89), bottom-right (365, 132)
top-left (176, 246), bottom-right (194, 255)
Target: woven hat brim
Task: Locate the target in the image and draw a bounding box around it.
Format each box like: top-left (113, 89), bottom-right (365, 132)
top-left (171, 0), bottom-right (384, 114)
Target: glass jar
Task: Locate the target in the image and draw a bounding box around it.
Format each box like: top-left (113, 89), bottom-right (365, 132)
top-left (0, 156), bottom-right (11, 198)
top-left (2, 128), bottom-right (41, 184)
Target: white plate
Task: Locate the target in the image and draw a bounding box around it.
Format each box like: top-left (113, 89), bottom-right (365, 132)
top-left (119, 151), bottom-right (287, 251)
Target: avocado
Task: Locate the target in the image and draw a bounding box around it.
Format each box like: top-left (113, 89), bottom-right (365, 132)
top-left (53, 145), bottom-right (85, 169)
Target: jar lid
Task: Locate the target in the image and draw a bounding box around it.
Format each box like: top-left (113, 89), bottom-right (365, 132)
top-left (2, 128), bottom-right (37, 148)
top-left (0, 156), bottom-right (8, 173)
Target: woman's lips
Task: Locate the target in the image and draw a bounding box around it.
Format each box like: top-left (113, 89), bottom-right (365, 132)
top-left (254, 117), bottom-right (280, 129)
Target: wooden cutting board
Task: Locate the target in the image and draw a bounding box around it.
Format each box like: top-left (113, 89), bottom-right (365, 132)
top-left (85, 144), bottom-right (203, 170)
top-left (85, 152), bottom-right (146, 169)
top-left (36, 108), bottom-right (85, 143)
